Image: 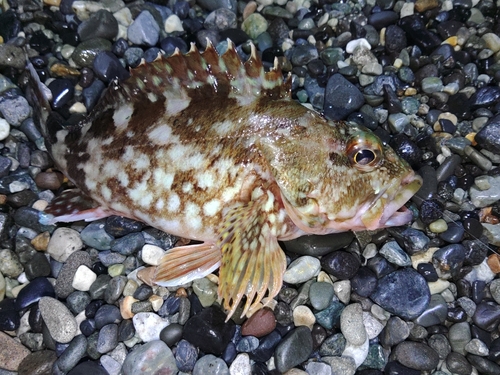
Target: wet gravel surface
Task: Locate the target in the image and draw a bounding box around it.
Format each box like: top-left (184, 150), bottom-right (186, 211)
top-left (1, 0), bottom-right (500, 374)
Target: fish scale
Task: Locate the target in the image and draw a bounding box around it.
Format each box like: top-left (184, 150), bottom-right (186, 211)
top-left (27, 40), bottom-right (422, 319)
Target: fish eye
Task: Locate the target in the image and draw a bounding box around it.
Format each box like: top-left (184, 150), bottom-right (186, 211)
top-left (346, 133), bottom-right (383, 171)
top-left (354, 149), bottom-right (376, 165)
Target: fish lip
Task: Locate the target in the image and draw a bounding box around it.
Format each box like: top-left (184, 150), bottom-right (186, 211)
top-left (378, 171), bottom-right (423, 227)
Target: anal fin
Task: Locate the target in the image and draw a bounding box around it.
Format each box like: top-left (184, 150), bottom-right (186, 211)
top-left (40, 189), bottom-right (111, 224)
top-left (218, 188), bottom-right (287, 319)
top-left (154, 243), bottom-right (222, 286)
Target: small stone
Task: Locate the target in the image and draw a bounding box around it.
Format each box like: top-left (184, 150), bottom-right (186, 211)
top-left (0, 331), bottom-right (30, 371)
top-left (192, 278), bottom-right (218, 307)
top-left (393, 341), bottom-right (439, 371)
top-left (283, 256), bottom-right (321, 284)
top-left (47, 228), bottom-right (83, 262)
top-left (321, 356), bottom-right (356, 375)
top-left (293, 305), bottom-right (315, 329)
top-left (128, 11), bottom-right (160, 47)
top-left (38, 296), bottom-right (78, 343)
top-left (274, 326), bottom-right (313, 373)
top-left (371, 268), bottom-right (430, 320)
top-left (229, 353), bottom-right (251, 375)
top-left (309, 282), bottom-right (334, 311)
top-left (72, 265), bottom-right (97, 291)
top-left (341, 303), bottom-right (366, 346)
top-left (414, 293), bottom-right (448, 327)
top-left (80, 221), bottom-right (114, 250)
top-left (0, 249), bottom-right (23, 278)
top-left (448, 321), bottom-right (471, 355)
top-left (241, 307), bottom-right (276, 337)
top-left (241, 13), bottom-right (268, 39)
top-left (132, 312), bottom-right (170, 342)
top-left (141, 244), bottom-right (165, 266)
top-left (464, 338), bottom-right (489, 356)
top-left (164, 14), bottom-right (184, 33)
top-left (18, 350), bottom-right (57, 375)
top-left (0, 94), bottom-right (31, 126)
top-left (324, 74), bottom-right (365, 121)
top-left (193, 354), bottom-right (229, 375)
top-left (379, 241), bottom-right (412, 266)
top-left (97, 324), bottom-right (118, 353)
top-left (122, 340), bottom-right (178, 375)
top-left (182, 306), bottom-right (235, 355)
top-left (174, 339), bottom-right (197, 372)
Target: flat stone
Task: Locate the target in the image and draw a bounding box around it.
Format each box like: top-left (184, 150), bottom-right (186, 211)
top-left (122, 340), bottom-right (178, 375)
top-left (47, 228), bottom-right (83, 262)
top-left (274, 326), bottom-right (313, 373)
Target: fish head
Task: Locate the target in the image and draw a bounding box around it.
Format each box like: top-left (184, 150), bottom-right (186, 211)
top-left (259, 115), bottom-right (422, 234)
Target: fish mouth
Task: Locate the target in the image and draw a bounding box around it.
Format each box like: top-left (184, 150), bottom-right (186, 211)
top-left (360, 171), bottom-right (423, 230)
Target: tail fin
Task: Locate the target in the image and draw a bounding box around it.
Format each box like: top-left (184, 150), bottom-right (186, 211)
top-left (25, 61), bottom-right (65, 144)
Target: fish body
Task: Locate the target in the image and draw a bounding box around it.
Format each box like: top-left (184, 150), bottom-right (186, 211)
top-left (28, 41), bottom-right (422, 318)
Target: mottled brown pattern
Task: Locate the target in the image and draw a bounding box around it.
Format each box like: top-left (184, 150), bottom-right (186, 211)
top-left (34, 42), bottom-right (421, 319)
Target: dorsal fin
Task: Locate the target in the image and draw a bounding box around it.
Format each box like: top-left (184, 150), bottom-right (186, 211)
top-left (121, 39), bottom-right (291, 102)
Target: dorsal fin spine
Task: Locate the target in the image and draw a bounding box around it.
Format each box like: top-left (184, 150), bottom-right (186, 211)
top-left (122, 40), bottom-right (289, 101)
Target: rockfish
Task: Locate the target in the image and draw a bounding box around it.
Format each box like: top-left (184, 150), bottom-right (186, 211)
top-left (27, 41), bottom-right (422, 319)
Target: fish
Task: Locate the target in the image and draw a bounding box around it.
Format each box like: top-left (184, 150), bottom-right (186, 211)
top-left (26, 40), bottom-right (422, 319)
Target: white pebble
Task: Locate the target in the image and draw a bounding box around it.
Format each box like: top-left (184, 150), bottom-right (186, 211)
top-left (293, 305), bottom-right (315, 329)
top-left (341, 303), bottom-right (366, 346)
top-left (47, 227), bottom-right (84, 262)
top-left (164, 14), bottom-right (183, 33)
top-left (0, 118), bottom-right (9, 141)
top-left (132, 312), bottom-right (170, 342)
top-left (9, 180), bottom-right (29, 193)
top-left (229, 353), bottom-right (251, 375)
top-left (345, 38), bottom-right (371, 54)
top-left (141, 244), bottom-right (166, 266)
top-left (333, 280), bottom-right (351, 304)
top-left (72, 265), bottom-right (97, 291)
top-left (283, 256), bottom-right (320, 284)
top-left (363, 312), bottom-right (384, 340)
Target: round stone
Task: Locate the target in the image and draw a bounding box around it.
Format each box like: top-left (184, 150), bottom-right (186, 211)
top-left (47, 228), bottom-right (83, 262)
top-left (122, 340), bottom-right (177, 375)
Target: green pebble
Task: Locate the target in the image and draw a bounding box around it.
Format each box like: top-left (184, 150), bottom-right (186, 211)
top-left (241, 13), bottom-right (268, 40)
top-left (401, 97), bottom-right (419, 115)
top-left (320, 47), bottom-right (344, 66)
top-left (108, 264), bottom-right (125, 277)
top-left (429, 219), bottom-right (448, 233)
top-left (192, 278), bottom-right (218, 307)
top-left (71, 38), bottom-right (112, 68)
top-left (421, 77), bottom-right (443, 94)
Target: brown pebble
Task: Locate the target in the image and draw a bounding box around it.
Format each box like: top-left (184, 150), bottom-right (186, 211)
top-left (175, 287), bottom-right (188, 298)
top-left (31, 231), bottom-right (50, 251)
top-left (487, 254), bottom-right (500, 274)
top-left (34, 171), bottom-right (64, 190)
top-left (414, 0), bottom-right (438, 12)
top-left (241, 307), bottom-right (276, 338)
top-left (0, 331), bottom-right (31, 371)
top-left (137, 267), bottom-right (155, 286)
top-left (120, 295), bottom-right (138, 319)
top-left (18, 350), bottom-right (57, 375)
top-left (0, 194), bottom-right (6, 204)
top-left (49, 62), bottom-right (80, 78)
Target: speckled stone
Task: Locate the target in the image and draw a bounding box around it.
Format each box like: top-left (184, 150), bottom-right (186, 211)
top-left (38, 296), bottom-right (78, 344)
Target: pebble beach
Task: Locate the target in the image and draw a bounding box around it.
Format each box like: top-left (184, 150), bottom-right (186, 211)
top-left (1, 0), bottom-right (500, 374)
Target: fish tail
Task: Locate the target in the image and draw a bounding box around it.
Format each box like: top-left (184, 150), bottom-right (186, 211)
top-left (25, 61), bottom-right (65, 144)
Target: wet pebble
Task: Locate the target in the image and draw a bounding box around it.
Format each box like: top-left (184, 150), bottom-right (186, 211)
top-left (182, 306), bottom-right (235, 355)
top-left (128, 11), bottom-right (160, 47)
top-left (193, 354), bottom-right (229, 375)
top-left (283, 256), bottom-right (321, 284)
top-left (371, 268), bottom-right (430, 320)
top-left (122, 340), bottom-right (178, 375)
top-left (274, 326), bottom-right (313, 373)
top-left (174, 339), bottom-right (197, 372)
top-left (324, 73), bottom-right (365, 120)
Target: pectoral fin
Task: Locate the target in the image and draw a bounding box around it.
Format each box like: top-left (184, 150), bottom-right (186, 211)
top-left (218, 188), bottom-right (287, 319)
top-left (154, 243), bottom-right (222, 286)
